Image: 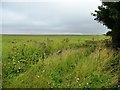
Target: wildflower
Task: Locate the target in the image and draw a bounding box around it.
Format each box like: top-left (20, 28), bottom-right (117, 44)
top-left (18, 67), bottom-right (21, 70)
top-left (76, 77), bottom-right (80, 82)
top-left (79, 84), bottom-right (81, 86)
top-left (13, 61), bottom-right (16, 65)
top-left (77, 78), bottom-right (80, 81)
top-left (42, 70), bottom-right (45, 73)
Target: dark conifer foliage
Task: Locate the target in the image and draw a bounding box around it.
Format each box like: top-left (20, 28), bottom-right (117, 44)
top-left (92, 1), bottom-right (120, 48)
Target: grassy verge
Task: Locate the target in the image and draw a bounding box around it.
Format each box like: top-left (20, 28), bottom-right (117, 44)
top-left (2, 35), bottom-right (119, 88)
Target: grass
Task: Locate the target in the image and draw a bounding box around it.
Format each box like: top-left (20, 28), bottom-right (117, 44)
top-left (2, 35), bottom-right (119, 88)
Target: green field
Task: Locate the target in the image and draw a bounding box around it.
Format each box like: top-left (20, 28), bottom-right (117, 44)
top-left (2, 35), bottom-right (119, 88)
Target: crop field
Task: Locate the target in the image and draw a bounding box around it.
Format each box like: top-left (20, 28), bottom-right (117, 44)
top-left (2, 35), bottom-right (119, 88)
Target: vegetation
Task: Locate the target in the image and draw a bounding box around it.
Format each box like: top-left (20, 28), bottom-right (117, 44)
top-left (106, 31), bottom-right (112, 36)
top-left (2, 35), bottom-right (119, 88)
top-left (92, 1), bottom-right (120, 48)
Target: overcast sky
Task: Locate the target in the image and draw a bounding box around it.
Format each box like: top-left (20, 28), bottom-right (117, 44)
top-left (1, 0), bottom-right (109, 35)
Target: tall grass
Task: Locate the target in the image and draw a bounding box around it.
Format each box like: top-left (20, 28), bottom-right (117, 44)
top-left (2, 35), bottom-right (119, 88)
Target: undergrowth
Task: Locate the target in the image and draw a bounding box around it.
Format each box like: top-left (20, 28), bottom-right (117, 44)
top-left (2, 35), bottom-right (119, 88)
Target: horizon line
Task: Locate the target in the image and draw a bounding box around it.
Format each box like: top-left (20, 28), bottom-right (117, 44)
top-left (1, 33), bottom-right (105, 35)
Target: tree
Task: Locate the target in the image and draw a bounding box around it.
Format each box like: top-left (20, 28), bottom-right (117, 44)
top-left (106, 31), bottom-right (112, 36)
top-left (92, 1), bottom-right (120, 48)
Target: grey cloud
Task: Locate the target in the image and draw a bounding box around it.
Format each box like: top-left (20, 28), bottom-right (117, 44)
top-left (2, 1), bottom-right (109, 34)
